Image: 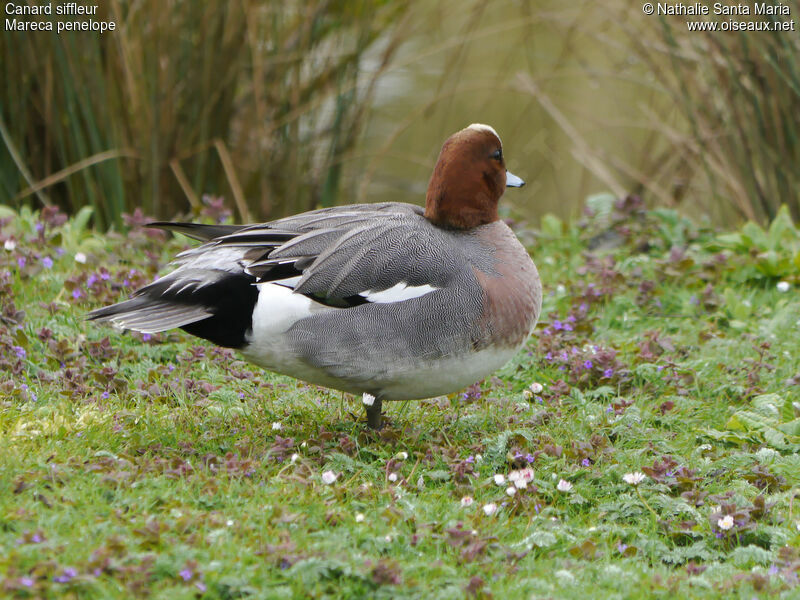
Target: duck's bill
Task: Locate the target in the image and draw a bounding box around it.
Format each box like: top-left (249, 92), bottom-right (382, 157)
top-left (506, 171), bottom-right (525, 188)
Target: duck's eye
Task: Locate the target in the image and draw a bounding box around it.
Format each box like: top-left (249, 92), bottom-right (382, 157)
top-left (490, 149), bottom-right (502, 161)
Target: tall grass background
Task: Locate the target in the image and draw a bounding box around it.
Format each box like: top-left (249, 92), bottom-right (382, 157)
top-left (1, 0), bottom-right (798, 229)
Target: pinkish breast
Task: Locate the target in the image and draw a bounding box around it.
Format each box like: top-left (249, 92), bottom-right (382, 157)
top-left (473, 223), bottom-right (542, 349)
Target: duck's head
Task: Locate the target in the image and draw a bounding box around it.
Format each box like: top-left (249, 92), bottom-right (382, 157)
top-left (424, 123), bottom-right (524, 230)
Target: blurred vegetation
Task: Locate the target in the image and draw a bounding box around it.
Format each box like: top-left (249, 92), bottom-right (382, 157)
top-left (1, 0), bottom-right (409, 229)
top-left (627, 10), bottom-right (800, 224)
top-left (1, 0), bottom-right (798, 229)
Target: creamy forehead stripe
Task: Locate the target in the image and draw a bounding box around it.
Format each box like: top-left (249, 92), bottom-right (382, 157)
top-left (467, 123), bottom-right (501, 144)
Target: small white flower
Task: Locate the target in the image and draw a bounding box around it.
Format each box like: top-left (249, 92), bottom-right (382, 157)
top-left (355, 513), bottom-right (365, 523)
top-left (556, 284), bottom-right (567, 294)
top-left (506, 486), bottom-right (517, 497)
top-left (300, 441), bottom-right (307, 448)
top-left (509, 468), bottom-right (534, 485)
top-left (362, 392), bottom-right (376, 406)
top-left (623, 472), bottom-right (647, 486)
top-left (556, 479), bottom-right (573, 492)
top-left (513, 478), bottom-right (528, 490)
top-left (776, 281), bottom-right (790, 292)
top-left (460, 496), bottom-right (474, 507)
top-left (321, 470), bottom-right (337, 485)
top-left (384, 535), bottom-right (392, 542)
top-left (493, 474), bottom-right (506, 486)
top-left (226, 519), bottom-right (234, 526)
top-left (4, 239), bottom-right (17, 251)
top-left (530, 382), bottom-right (544, 394)
top-left (718, 515), bottom-right (734, 531)
top-left (482, 502), bottom-right (498, 516)
top-left (395, 451), bottom-right (408, 460)
top-left (271, 422), bottom-right (282, 430)
top-left (290, 453), bottom-right (299, 463)
top-left (522, 390), bottom-right (533, 400)
top-left (795, 520), bottom-right (799, 532)
top-left (475, 454), bottom-right (482, 463)
top-left (74, 252), bottom-right (87, 264)
top-left (388, 473), bottom-right (398, 482)
top-left (555, 569), bottom-right (575, 583)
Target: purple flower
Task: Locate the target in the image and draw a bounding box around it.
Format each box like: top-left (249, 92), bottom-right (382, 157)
top-left (196, 582), bottom-right (207, 592)
top-left (17, 256), bottom-right (26, 269)
top-left (603, 368), bottom-right (614, 378)
top-left (142, 333), bottom-right (152, 342)
top-left (56, 247), bottom-right (65, 256)
top-left (545, 352), bottom-right (553, 361)
top-left (553, 320), bottom-right (563, 331)
top-left (582, 458), bottom-right (590, 467)
top-left (100, 271), bottom-right (110, 280)
top-left (53, 567), bottom-right (77, 583)
top-left (768, 565), bottom-right (779, 576)
top-left (525, 453), bottom-right (535, 463)
top-left (567, 315), bottom-right (576, 323)
top-left (179, 568), bottom-right (193, 581)
top-left (13, 345), bottom-right (26, 359)
top-left (31, 533), bottom-right (43, 543)
top-left (579, 302), bottom-right (588, 311)
top-left (563, 323), bottom-right (573, 331)
top-left (465, 455), bottom-right (475, 464)
top-left (583, 360), bottom-right (593, 369)
top-left (42, 256), bottom-right (53, 268)
top-left (542, 328), bottom-right (552, 336)
top-left (35, 222), bottom-right (44, 233)
top-left (617, 542), bottom-right (628, 554)
top-left (87, 274), bottom-right (98, 286)
top-left (657, 365), bottom-right (664, 372)
top-left (72, 289), bottom-right (82, 299)
top-left (560, 351), bottom-right (568, 361)
top-left (122, 279), bottom-right (130, 287)
top-left (19, 577), bottom-right (34, 587)
top-left (101, 391), bottom-right (110, 399)
top-left (168, 364), bottom-right (175, 372)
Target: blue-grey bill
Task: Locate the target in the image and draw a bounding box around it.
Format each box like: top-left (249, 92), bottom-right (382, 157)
top-left (506, 171), bottom-right (525, 188)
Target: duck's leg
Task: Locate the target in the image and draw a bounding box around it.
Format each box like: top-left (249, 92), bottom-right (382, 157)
top-left (362, 393), bottom-right (382, 430)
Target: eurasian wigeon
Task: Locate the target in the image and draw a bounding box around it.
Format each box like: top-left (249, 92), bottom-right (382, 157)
top-left (89, 124), bottom-right (542, 429)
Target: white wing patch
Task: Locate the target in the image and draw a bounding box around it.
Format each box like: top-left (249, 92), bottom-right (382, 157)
top-left (269, 276), bottom-right (438, 304)
top-left (361, 282), bottom-right (438, 303)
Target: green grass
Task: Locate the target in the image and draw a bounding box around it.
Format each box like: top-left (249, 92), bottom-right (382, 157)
top-left (1, 199), bottom-right (799, 599)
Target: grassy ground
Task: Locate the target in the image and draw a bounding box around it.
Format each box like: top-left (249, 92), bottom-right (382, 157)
top-left (1, 198), bottom-right (799, 599)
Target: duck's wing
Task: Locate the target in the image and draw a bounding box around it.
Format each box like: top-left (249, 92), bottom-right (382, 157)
top-left (207, 202), bottom-right (464, 303)
top-left (88, 203), bottom-right (471, 342)
top-left (148, 222), bottom-right (249, 242)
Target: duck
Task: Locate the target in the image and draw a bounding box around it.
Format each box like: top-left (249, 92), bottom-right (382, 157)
top-left (89, 124), bottom-right (542, 429)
